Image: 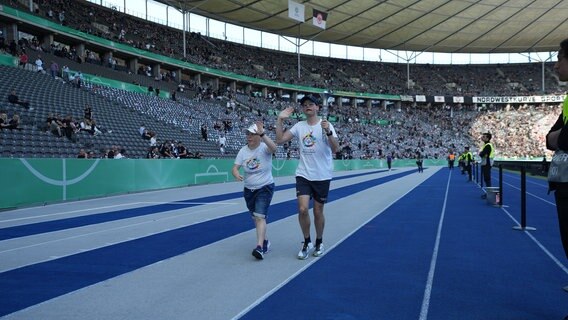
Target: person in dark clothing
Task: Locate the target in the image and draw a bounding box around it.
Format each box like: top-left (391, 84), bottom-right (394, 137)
top-left (479, 132), bottom-right (495, 187)
top-left (463, 147), bottom-right (473, 182)
top-left (546, 39), bottom-right (568, 306)
top-left (448, 151), bottom-right (455, 170)
top-left (84, 105), bottom-right (92, 120)
top-left (201, 124), bottom-right (208, 141)
top-left (416, 153), bottom-right (424, 173)
top-left (541, 156), bottom-right (549, 175)
top-left (8, 90), bottom-right (32, 110)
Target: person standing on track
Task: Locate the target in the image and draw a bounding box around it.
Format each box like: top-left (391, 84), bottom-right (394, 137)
top-left (232, 121), bottom-right (277, 260)
top-left (545, 39), bottom-right (568, 308)
top-left (463, 146), bottom-right (474, 182)
top-left (448, 150), bottom-right (455, 170)
top-left (275, 94), bottom-right (339, 259)
top-left (416, 152), bottom-right (424, 173)
top-left (479, 132), bottom-right (495, 187)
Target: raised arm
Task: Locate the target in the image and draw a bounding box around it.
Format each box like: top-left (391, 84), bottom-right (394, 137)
top-left (275, 106), bottom-right (295, 144)
top-left (255, 121), bottom-right (277, 154)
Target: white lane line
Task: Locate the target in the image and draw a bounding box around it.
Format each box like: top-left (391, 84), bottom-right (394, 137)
top-left (419, 170), bottom-right (452, 320)
top-left (500, 181), bottom-right (556, 206)
top-left (502, 207), bottom-right (568, 275)
top-left (138, 201), bottom-right (239, 205)
top-left (0, 203), bottom-right (233, 256)
top-left (0, 201), bottom-right (239, 225)
top-left (0, 203), bottom-right (144, 223)
top-left (493, 171), bottom-right (548, 188)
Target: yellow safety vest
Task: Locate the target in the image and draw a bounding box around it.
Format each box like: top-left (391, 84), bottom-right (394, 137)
top-left (481, 143), bottom-right (494, 166)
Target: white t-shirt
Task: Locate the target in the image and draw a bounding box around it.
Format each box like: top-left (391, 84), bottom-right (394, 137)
top-left (290, 119), bottom-right (336, 181)
top-left (35, 59), bottom-right (43, 70)
top-left (234, 142), bottom-right (274, 190)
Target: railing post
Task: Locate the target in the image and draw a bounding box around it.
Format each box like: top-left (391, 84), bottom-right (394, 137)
top-left (513, 166), bottom-right (536, 231)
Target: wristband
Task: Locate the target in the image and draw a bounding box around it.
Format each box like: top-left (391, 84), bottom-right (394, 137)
top-left (326, 131), bottom-right (333, 136)
top-left (259, 133), bottom-right (265, 137)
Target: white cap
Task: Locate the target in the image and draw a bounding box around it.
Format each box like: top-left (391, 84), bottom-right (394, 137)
top-left (246, 123), bottom-right (258, 134)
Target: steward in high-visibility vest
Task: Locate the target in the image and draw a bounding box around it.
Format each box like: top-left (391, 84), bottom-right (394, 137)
top-left (545, 38), bottom-right (568, 265)
top-left (458, 152), bottom-right (466, 174)
top-left (448, 152), bottom-right (456, 170)
top-left (463, 147), bottom-right (473, 181)
top-left (479, 132), bottom-right (495, 187)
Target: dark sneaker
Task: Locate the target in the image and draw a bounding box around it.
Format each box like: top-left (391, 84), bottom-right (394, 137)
top-left (297, 242), bottom-right (314, 260)
top-left (262, 240), bottom-right (271, 254)
top-left (252, 246), bottom-right (264, 260)
top-left (313, 243), bottom-right (325, 257)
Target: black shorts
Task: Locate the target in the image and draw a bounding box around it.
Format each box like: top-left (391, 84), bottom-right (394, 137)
top-left (295, 176), bottom-right (330, 204)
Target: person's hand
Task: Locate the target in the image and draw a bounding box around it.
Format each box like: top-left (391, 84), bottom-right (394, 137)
top-left (548, 129), bottom-right (561, 150)
top-left (234, 174), bottom-right (244, 181)
top-left (255, 121), bottom-right (264, 135)
top-left (321, 118), bottom-right (331, 133)
top-left (278, 107), bottom-right (294, 120)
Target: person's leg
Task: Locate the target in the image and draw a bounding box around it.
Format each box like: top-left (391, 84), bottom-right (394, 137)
top-left (246, 187), bottom-right (266, 259)
top-left (311, 180), bottom-right (330, 256)
top-left (253, 216), bottom-right (266, 248)
top-left (297, 195), bottom-right (311, 239)
top-left (255, 184), bottom-right (274, 253)
top-left (313, 200), bottom-right (325, 240)
top-left (555, 188), bottom-right (568, 259)
top-left (485, 166), bottom-right (492, 187)
top-left (296, 194), bottom-right (314, 259)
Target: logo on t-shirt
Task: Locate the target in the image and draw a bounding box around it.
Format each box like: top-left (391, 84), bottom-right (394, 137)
top-left (302, 132), bottom-right (316, 148)
top-left (245, 157), bottom-right (260, 170)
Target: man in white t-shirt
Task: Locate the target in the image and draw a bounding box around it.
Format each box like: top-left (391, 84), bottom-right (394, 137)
top-left (275, 94), bottom-right (339, 259)
top-left (218, 134), bottom-right (227, 154)
top-left (232, 122), bottom-right (277, 260)
top-left (35, 57), bottom-right (44, 72)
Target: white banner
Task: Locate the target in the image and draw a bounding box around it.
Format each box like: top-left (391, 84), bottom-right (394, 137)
top-left (415, 95), bottom-right (426, 102)
top-left (473, 95), bottom-right (566, 104)
top-left (434, 96), bottom-right (445, 103)
top-left (453, 96), bottom-right (464, 103)
top-left (400, 95), bottom-right (413, 102)
top-left (288, 0), bottom-right (305, 23)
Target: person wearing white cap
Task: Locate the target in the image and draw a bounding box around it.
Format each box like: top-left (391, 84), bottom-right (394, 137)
top-left (275, 94), bottom-right (339, 259)
top-left (232, 121), bottom-right (278, 260)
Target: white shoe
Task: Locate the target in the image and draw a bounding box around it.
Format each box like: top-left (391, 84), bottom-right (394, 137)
top-left (297, 242), bottom-right (314, 260)
top-left (313, 243), bottom-right (325, 257)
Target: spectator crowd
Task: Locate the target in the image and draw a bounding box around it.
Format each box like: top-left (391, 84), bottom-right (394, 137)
top-left (0, 0), bottom-right (565, 161)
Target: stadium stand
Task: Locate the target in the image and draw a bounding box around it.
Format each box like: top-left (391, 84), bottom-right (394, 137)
top-left (0, 0), bottom-right (565, 160)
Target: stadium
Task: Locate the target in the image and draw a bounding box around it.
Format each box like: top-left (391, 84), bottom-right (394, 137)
top-left (0, 0), bottom-right (567, 319)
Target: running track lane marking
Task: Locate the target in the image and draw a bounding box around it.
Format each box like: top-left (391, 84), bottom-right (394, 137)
top-left (419, 169), bottom-right (452, 320)
top-left (501, 207), bottom-right (568, 275)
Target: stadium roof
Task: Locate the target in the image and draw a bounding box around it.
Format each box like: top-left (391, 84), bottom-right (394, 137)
top-left (158, 0), bottom-right (568, 54)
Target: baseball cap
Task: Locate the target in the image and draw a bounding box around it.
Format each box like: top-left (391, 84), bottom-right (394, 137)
top-left (300, 94), bottom-right (321, 105)
top-left (245, 123), bottom-right (258, 134)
